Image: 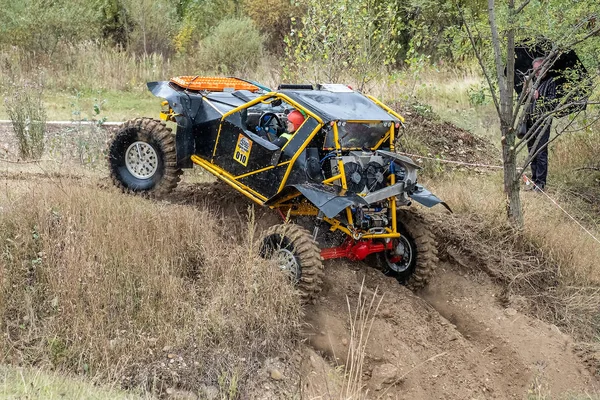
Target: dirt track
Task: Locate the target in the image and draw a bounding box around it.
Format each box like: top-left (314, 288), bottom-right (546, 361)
top-left (162, 181), bottom-right (599, 398)
top-left (300, 261), bottom-right (597, 399)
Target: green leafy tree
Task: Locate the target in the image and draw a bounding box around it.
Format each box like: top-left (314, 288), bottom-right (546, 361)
top-left (99, 0), bottom-right (133, 48)
top-left (0, 0), bottom-right (101, 54)
top-left (461, 0), bottom-right (600, 227)
top-left (198, 17), bottom-right (265, 74)
top-left (173, 0), bottom-right (240, 55)
top-left (284, 0), bottom-right (400, 88)
top-left (393, 0), bottom-right (465, 63)
top-left (244, 0), bottom-right (299, 53)
top-left (125, 0), bottom-right (179, 56)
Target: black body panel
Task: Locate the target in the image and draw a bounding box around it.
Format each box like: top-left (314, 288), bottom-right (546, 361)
top-left (212, 120), bottom-right (279, 177)
top-left (281, 90), bottom-right (399, 123)
top-left (239, 164), bottom-right (290, 199)
top-left (288, 183), bottom-right (369, 218)
top-left (193, 120), bottom-right (221, 159)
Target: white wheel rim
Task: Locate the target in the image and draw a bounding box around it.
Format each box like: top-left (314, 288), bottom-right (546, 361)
top-left (125, 141), bottom-right (159, 179)
top-left (275, 248), bottom-right (300, 279)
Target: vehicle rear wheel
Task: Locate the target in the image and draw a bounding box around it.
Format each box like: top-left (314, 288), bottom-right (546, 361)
top-left (259, 224), bottom-right (324, 303)
top-left (376, 209), bottom-right (438, 290)
top-left (107, 118), bottom-right (181, 197)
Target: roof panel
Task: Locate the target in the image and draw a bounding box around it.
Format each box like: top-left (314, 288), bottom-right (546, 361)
top-left (281, 90), bottom-right (399, 123)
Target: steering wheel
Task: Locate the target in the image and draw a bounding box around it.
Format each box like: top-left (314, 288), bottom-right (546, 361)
top-left (258, 112), bottom-right (283, 141)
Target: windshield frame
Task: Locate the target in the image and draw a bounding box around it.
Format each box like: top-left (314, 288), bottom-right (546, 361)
top-left (323, 120), bottom-right (395, 150)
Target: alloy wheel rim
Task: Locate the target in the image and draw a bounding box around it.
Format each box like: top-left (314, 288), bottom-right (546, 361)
top-left (275, 248), bottom-right (300, 280)
top-left (125, 141), bottom-right (159, 179)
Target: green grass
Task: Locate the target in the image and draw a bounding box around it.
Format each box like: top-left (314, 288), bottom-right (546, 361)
top-left (0, 365), bottom-right (151, 399)
top-left (412, 69), bottom-right (500, 145)
top-left (0, 89), bottom-right (160, 122)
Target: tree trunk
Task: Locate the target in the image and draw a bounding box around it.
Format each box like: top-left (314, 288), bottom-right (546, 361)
top-left (501, 125), bottom-right (524, 227)
top-left (489, 0), bottom-right (524, 228)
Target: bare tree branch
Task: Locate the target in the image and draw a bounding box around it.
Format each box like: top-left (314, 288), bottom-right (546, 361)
top-left (515, 0), bottom-right (531, 14)
top-left (515, 102), bottom-right (600, 180)
top-left (518, 118), bottom-right (551, 174)
top-left (561, 113), bottom-right (600, 134)
top-left (506, 1), bottom-right (516, 123)
top-left (514, 67), bottom-right (599, 154)
top-left (488, 0), bottom-right (508, 118)
top-left (557, 15), bottom-right (600, 49)
top-left (575, 166), bottom-right (600, 172)
top-left (458, 4), bottom-right (500, 115)
top-left (510, 49), bottom-right (560, 129)
top-left (515, 98), bottom-right (600, 154)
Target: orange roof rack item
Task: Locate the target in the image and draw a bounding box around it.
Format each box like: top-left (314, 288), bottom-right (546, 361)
top-left (170, 76), bottom-right (260, 92)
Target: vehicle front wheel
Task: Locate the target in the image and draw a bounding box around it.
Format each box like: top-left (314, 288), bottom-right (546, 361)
top-left (107, 118), bottom-right (181, 197)
top-left (376, 209), bottom-right (438, 290)
top-left (259, 224), bottom-right (324, 303)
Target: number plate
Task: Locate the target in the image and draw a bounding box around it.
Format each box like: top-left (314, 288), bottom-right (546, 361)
top-left (233, 133), bottom-right (253, 166)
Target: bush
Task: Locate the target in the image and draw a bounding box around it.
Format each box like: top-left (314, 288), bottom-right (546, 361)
top-left (244, 0), bottom-right (297, 52)
top-left (4, 80), bottom-right (47, 160)
top-left (199, 17), bottom-right (265, 74)
top-left (0, 0), bottom-right (101, 55)
top-left (284, 0), bottom-right (400, 86)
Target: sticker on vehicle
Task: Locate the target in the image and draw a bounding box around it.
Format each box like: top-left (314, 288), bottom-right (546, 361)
top-left (234, 133), bottom-right (253, 166)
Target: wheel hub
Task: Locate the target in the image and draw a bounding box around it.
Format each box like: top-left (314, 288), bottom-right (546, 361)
top-left (386, 236), bottom-right (413, 273)
top-left (125, 141), bottom-right (158, 179)
top-left (275, 248), bottom-right (300, 281)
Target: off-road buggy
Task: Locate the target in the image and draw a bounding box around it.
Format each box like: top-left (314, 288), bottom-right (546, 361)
top-left (107, 77), bottom-right (449, 301)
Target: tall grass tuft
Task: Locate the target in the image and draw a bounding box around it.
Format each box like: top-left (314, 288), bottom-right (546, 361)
top-left (4, 79), bottom-right (47, 159)
top-left (342, 281), bottom-right (382, 400)
top-left (0, 182), bottom-right (301, 393)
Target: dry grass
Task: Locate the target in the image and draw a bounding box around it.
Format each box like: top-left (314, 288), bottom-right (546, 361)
top-left (0, 180), bottom-right (302, 394)
top-left (0, 43), bottom-right (282, 94)
top-left (425, 172), bottom-right (600, 340)
top-left (341, 281), bottom-right (382, 400)
top-left (550, 127), bottom-right (600, 219)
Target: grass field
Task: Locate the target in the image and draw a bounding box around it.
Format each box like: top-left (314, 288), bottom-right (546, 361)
top-left (1, 50), bottom-right (599, 398)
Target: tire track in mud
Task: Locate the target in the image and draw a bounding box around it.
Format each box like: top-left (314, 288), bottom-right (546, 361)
top-left (421, 266), bottom-right (598, 396)
top-left (303, 260), bottom-right (598, 399)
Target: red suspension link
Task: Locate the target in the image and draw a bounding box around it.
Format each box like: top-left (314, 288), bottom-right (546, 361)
top-left (321, 238), bottom-right (393, 261)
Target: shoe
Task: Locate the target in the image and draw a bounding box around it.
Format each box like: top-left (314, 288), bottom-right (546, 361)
top-left (532, 185), bottom-right (545, 193)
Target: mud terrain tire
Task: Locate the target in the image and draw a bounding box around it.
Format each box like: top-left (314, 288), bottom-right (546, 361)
top-left (259, 224), bottom-right (324, 303)
top-left (108, 118), bottom-right (181, 197)
top-left (377, 209), bottom-right (438, 290)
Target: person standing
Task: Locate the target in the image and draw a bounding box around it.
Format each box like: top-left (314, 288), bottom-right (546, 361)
top-left (525, 57), bottom-right (557, 191)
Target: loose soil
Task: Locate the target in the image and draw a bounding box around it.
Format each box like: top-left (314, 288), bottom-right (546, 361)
top-left (393, 103), bottom-right (501, 169)
top-left (299, 260), bottom-right (597, 399)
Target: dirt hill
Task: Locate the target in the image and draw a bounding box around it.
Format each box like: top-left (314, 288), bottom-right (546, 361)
top-left (0, 120), bottom-right (599, 399)
top-left (167, 181), bottom-right (599, 399)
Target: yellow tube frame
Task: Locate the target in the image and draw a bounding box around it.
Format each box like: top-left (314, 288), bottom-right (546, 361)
top-left (196, 90), bottom-right (406, 242)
